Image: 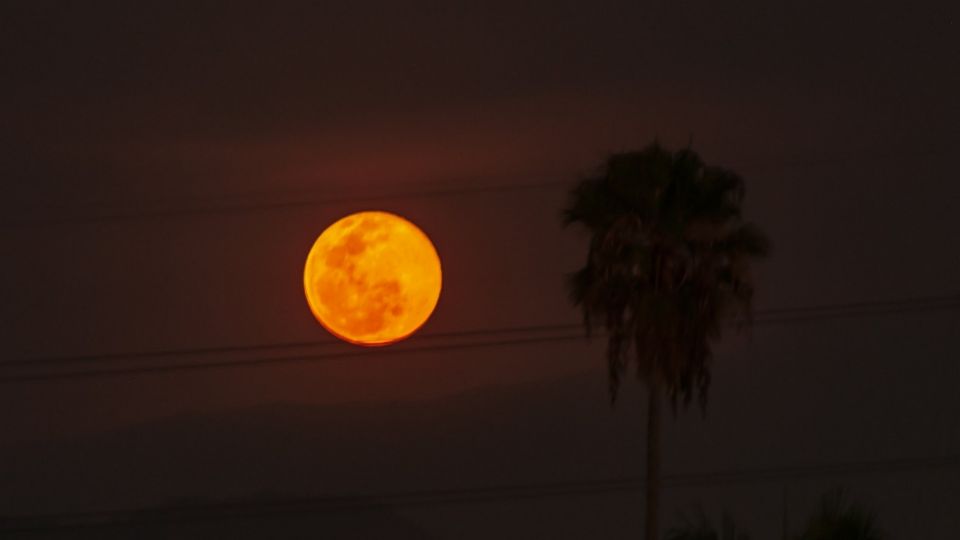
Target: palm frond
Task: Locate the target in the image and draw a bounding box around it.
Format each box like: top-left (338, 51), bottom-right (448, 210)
top-left (563, 142), bottom-right (770, 405)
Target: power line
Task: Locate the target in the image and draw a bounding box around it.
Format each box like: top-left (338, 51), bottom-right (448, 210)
top-left (4, 145), bottom-right (951, 228)
top-left (2, 293), bottom-right (958, 384)
top-left (0, 332), bottom-right (586, 384)
top-left (1, 178), bottom-right (565, 228)
top-left (0, 321), bottom-right (578, 369)
top-left (754, 292), bottom-right (960, 324)
top-left (1, 453), bottom-right (957, 532)
top-left (6, 292), bottom-right (959, 372)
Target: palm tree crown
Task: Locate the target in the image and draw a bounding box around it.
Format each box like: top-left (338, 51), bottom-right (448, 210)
top-left (563, 142), bottom-right (770, 407)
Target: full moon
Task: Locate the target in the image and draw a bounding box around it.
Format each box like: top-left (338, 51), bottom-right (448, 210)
top-left (303, 211), bottom-right (442, 346)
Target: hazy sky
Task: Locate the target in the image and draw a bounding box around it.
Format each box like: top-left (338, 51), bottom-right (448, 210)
top-left (1, 1), bottom-right (959, 538)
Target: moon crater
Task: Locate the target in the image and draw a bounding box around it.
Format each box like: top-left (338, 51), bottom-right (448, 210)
top-left (304, 211), bottom-right (441, 346)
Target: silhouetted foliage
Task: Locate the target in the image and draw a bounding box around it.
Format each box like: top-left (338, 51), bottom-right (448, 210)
top-left (564, 142), bottom-right (770, 407)
top-left (796, 490), bottom-right (882, 540)
top-left (666, 507), bottom-right (751, 540)
top-left (665, 491), bottom-right (884, 540)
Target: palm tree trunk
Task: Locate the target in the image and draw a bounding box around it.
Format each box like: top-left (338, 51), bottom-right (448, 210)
top-left (645, 380), bottom-right (661, 540)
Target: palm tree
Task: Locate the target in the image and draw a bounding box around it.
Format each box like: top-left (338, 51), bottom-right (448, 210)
top-left (563, 142), bottom-right (769, 540)
top-left (797, 490), bottom-right (883, 540)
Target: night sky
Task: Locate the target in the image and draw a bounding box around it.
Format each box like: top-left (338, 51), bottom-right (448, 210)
top-left (2, 1), bottom-right (959, 538)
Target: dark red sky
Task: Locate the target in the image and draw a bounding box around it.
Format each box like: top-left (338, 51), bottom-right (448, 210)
top-left (1, 1), bottom-right (959, 537)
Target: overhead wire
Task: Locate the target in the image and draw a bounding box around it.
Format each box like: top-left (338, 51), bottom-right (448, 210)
top-left (1, 453), bottom-right (957, 532)
top-left (2, 293), bottom-right (958, 384)
top-left (3, 144), bottom-right (951, 228)
top-left (1, 179), bottom-right (566, 228)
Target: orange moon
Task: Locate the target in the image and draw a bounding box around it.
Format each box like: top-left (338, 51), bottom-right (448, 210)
top-left (303, 211), bottom-right (442, 346)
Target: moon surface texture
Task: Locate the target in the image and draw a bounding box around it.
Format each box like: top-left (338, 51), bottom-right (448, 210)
top-left (303, 211), bottom-right (442, 346)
